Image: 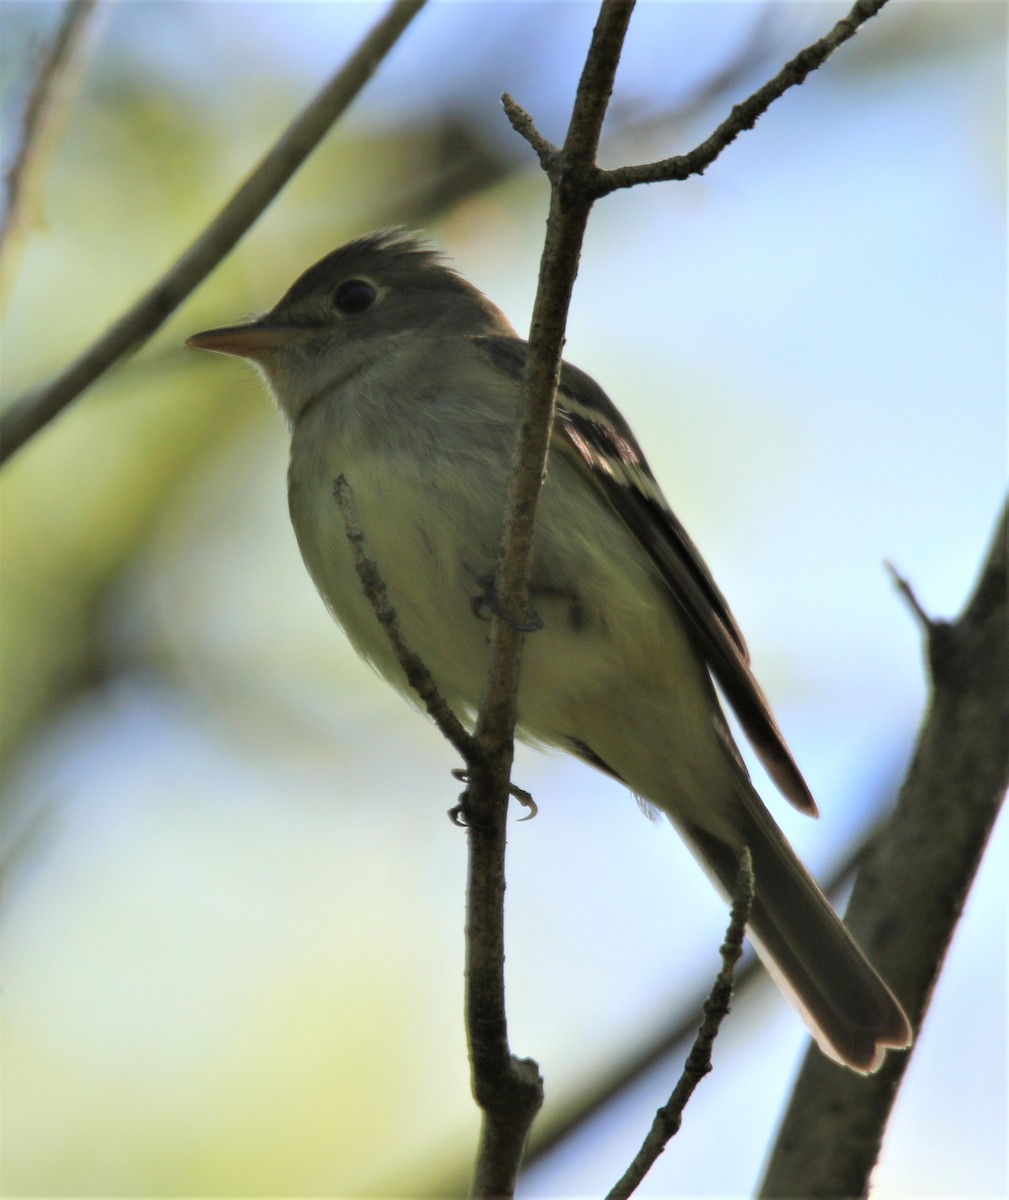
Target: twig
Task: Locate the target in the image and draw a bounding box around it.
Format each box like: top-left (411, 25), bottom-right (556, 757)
top-left (500, 95), bottom-right (555, 171)
top-left (607, 849), bottom-right (755, 1199)
top-left (885, 558), bottom-right (935, 634)
top-left (521, 814), bottom-right (887, 1169)
top-left (502, 0), bottom-right (890, 202)
top-left (332, 476), bottom-right (475, 761)
top-left (598, 0), bottom-right (890, 193)
top-left (0, 0), bottom-right (426, 466)
top-left (759, 497), bottom-right (1009, 1197)
top-left (608, 5), bottom-right (781, 137)
top-left (0, 0), bottom-right (99, 316)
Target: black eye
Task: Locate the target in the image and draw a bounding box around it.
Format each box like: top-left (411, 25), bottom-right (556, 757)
top-left (332, 279), bottom-right (377, 314)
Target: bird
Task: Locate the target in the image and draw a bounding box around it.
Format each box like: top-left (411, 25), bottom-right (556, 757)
top-left (187, 228), bottom-right (912, 1072)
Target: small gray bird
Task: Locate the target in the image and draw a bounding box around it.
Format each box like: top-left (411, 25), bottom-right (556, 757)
top-left (187, 229), bottom-right (911, 1072)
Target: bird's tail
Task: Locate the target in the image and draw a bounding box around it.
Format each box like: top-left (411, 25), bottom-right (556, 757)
top-left (680, 790), bottom-right (912, 1073)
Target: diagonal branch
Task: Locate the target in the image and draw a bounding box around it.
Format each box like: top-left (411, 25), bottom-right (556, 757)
top-left (597, 0), bottom-right (890, 193)
top-left (333, 475), bottom-right (475, 761)
top-left (474, 0), bottom-right (635, 759)
top-left (759, 496), bottom-right (1009, 1197)
top-left (0, 0), bottom-right (426, 466)
top-left (522, 812), bottom-right (891, 1170)
top-left (606, 850), bottom-right (754, 1199)
top-left (502, 0), bottom-right (890, 202)
top-left (0, 0), bottom-right (99, 317)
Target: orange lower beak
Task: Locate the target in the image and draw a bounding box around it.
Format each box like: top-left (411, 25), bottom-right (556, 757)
top-left (185, 321), bottom-right (314, 361)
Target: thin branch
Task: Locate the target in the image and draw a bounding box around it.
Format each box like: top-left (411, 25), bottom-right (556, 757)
top-left (522, 812), bottom-right (888, 1169)
top-left (608, 5), bottom-right (782, 138)
top-left (495, 0), bottom-right (890, 203)
top-left (463, 780), bottom-right (544, 1198)
top-left (472, 1), bottom-right (634, 754)
top-left (885, 558), bottom-right (936, 634)
top-left (332, 469), bottom-right (542, 1199)
top-left (333, 475), bottom-right (475, 761)
top-left (759, 497), bottom-right (1009, 1198)
top-left (462, 5), bottom-right (636, 1195)
top-left (0, 0), bottom-right (426, 466)
top-left (477, 0), bottom-right (635, 744)
top-left (598, 0), bottom-right (891, 194)
top-left (463, 0), bottom-right (904, 1190)
top-left (420, 805), bottom-right (897, 1197)
top-left (0, 0), bottom-right (99, 317)
top-left (501, 94), bottom-right (556, 171)
top-left (462, 771), bottom-right (544, 1200)
top-left (606, 850), bottom-right (755, 1200)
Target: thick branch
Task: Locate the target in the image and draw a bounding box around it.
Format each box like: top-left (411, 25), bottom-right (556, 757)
top-left (0, 0), bottom-right (425, 465)
top-left (760, 497), bottom-right (1009, 1197)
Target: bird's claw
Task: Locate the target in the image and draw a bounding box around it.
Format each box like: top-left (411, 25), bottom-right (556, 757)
top-left (470, 575), bottom-right (544, 633)
top-left (448, 768), bottom-right (538, 824)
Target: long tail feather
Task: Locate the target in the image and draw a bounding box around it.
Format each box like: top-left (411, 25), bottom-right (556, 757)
top-left (682, 799), bottom-right (911, 1073)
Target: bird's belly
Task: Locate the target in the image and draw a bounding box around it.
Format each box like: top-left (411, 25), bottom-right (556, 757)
top-left (287, 435), bottom-right (730, 816)
top-left (292, 444), bottom-right (632, 706)
top-left (289, 443), bottom-right (510, 712)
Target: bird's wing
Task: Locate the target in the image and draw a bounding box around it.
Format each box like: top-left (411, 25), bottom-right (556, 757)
top-left (475, 335), bottom-right (817, 817)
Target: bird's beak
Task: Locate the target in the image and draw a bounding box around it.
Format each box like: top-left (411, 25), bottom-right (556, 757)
top-left (185, 319), bottom-right (315, 361)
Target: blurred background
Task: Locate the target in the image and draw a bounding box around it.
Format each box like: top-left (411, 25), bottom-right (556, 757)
top-left (1, 1), bottom-right (1005, 1196)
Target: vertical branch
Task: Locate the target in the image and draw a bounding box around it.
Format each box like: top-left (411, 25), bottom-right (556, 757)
top-left (462, 0), bottom-right (904, 1189)
top-left (473, 3), bottom-right (634, 756)
top-left (463, 3), bottom-right (636, 1194)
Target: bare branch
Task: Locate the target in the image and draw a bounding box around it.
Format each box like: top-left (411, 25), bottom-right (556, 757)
top-left (463, 0), bottom-right (906, 1188)
top-left (607, 850), bottom-right (755, 1199)
top-left (332, 469), bottom-right (542, 1199)
top-left (597, 0), bottom-right (890, 194)
top-left (463, 6), bottom-right (636, 1192)
top-left (474, 0), bottom-right (633, 752)
top-left (0, 0), bottom-right (426, 466)
top-left (501, 93), bottom-right (556, 171)
top-left (885, 558), bottom-right (936, 634)
top-left (463, 765), bottom-right (544, 1197)
top-left (333, 475), bottom-right (475, 761)
top-left (0, 0), bottom-right (99, 316)
top-left (450, 771), bottom-right (539, 825)
top-left (759, 497), bottom-right (1009, 1198)
top-left (423, 812), bottom-right (893, 1196)
top-left (522, 814), bottom-right (888, 1170)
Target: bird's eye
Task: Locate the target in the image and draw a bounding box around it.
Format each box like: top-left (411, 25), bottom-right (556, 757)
top-left (332, 279), bottom-right (377, 314)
